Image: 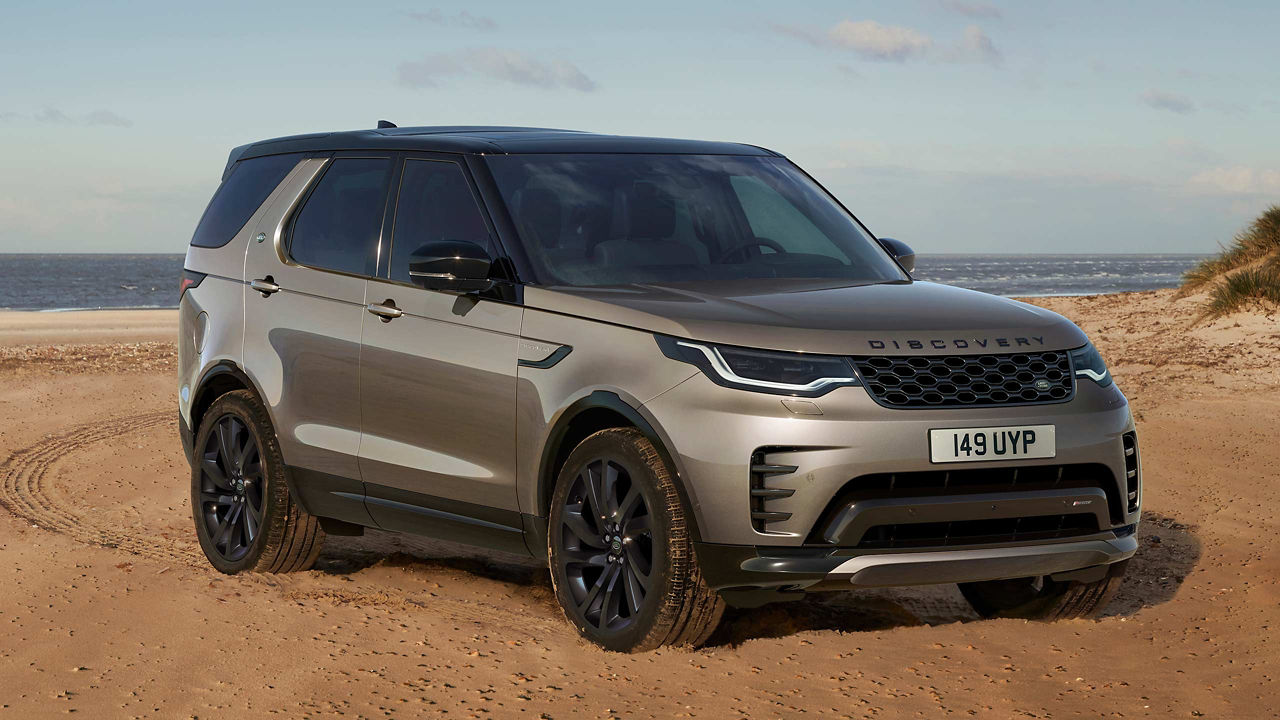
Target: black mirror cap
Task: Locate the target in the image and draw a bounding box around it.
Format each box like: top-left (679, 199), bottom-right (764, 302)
top-left (877, 237), bottom-right (915, 273)
top-left (407, 240), bottom-right (495, 293)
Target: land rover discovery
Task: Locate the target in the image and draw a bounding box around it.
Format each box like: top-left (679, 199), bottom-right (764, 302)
top-left (177, 124), bottom-right (1140, 652)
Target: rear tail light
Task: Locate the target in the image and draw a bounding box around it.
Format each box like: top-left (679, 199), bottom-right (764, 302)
top-left (180, 270), bottom-right (206, 299)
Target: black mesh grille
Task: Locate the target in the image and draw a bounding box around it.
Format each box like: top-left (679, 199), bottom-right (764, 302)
top-left (828, 464), bottom-right (1123, 525)
top-left (807, 464), bottom-right (1124, 546)
top-left (853, 350), bottom-right (1073, 408)
top-left (857, 513), bottom-right (1099, 549)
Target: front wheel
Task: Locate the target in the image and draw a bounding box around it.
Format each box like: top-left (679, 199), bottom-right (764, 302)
top-left (959, 560), bottom-right (1128, 620)
top-left (548, 428), bottom-right (724, 652)
top-left (191, 390), bottom-right (324, 574)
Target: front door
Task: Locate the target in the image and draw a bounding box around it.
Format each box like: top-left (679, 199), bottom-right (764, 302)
top-left (357, 156), bottom-right (525, 552)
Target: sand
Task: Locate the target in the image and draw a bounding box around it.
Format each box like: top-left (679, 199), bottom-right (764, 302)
top-left (0, 291), bottom-right (1276, 718)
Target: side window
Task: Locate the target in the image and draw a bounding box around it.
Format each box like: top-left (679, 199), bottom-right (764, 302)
top-left (389, 159), bottom-right (494, 284)
top-left (289, 157), bottom-right (392, 276)
top-left (729, 175), bottom-right (846, 261)
top-left (191, 153), bottom-right (299, 248)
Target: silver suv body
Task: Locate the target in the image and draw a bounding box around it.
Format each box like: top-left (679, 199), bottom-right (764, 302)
top-left (178, 126), bottom-right (1139, 650)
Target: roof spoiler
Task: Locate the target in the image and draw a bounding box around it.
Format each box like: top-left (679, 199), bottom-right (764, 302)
top-left (221, 143), bottom-right (253, 181)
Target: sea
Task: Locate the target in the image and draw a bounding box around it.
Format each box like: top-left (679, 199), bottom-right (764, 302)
top-left (0, 253), bottom-right (1209, 311)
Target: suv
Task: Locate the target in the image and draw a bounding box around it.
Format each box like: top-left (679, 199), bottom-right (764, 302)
top-left (178, 125), bottom-right (1140, 652)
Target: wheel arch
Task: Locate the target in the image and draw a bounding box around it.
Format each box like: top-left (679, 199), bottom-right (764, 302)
top-left (191, 361), bottom-right (271, 437)
top-left (536, 390), bottom-right (702, 543)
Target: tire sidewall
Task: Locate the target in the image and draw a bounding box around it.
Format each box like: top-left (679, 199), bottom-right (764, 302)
top-left (190, 392), bottom-right (282, 574)
top-left (548, 429), bottom-right (680, 652)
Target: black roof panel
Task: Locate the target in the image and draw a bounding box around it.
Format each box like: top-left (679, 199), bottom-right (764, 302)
top-left (230, 126), bottom-right (780, 167)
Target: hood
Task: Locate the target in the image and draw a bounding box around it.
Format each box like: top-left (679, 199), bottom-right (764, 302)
top-left (524, 279), bottom-right (1088, 356)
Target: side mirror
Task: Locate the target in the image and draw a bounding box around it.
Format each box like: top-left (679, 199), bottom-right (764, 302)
top-left (877, 237), bottom-right (915, 273)
top-left (408, 240), bottom-right (494, 293)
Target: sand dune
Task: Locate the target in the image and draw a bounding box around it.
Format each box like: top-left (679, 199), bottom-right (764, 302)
top-left (0, 290), bottom-right (1276, 717)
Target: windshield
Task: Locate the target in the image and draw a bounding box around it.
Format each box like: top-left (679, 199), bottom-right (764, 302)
top-left (485, 154), bottom-right (907, 287)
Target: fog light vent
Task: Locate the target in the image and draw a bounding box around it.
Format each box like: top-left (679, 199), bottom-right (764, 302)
top-left (749, 450), bottom-right (797, 532)
top-left (1122, 432), bottom-right (1140, 513)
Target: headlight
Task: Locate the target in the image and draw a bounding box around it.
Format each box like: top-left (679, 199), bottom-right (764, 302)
top-left (656, 336), bottom-right (860, 397)
top-left (1069, 343), bottom-right (1112, 387)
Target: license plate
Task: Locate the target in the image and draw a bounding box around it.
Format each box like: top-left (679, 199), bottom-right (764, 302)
top-left (929, 425), bottom-right (1056, 463)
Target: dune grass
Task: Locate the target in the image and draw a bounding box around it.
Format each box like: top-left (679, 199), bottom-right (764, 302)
top-left (1179, 204), bottom-right (1280, 319)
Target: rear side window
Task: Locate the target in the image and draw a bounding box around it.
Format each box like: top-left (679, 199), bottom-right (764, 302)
top-left (289, 158), bottom-right (392, 276)
top-left (190, 153), bottom-right (299, 248)
top-left (389, 159), bottom-right (494, 284)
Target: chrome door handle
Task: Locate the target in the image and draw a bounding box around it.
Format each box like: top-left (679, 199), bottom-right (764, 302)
top-left (366, 301), bottom-right (403, 322)
top-left (250, 278), bottom-right (281, 297)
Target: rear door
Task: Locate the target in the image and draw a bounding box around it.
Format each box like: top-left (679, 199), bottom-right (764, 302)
top-left (357, 154), bottom-right (525, 552)
top-left (242, 153), bottom-right (395, 526)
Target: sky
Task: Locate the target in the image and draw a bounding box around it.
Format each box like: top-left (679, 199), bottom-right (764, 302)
top-left (1, 0), bottom-right (1278, 255)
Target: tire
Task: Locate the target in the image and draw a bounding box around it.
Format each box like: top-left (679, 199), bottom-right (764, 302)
top-left (548, 428), bottom-right (724, 652)
top-left (190, 390), bottom-right (324, 574)
top-left (958, 560), bottom-right (1128, 620)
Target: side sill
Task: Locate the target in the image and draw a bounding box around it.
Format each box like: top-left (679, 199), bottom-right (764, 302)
top-left (363, 483), bottom-right (533, 558)
top-left (285, 465), bottom-right (376, 528)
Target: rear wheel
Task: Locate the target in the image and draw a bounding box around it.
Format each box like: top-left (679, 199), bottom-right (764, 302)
top-left (191, 390), bottom-right (324, 574)
top-left (548, 428), bottom-right (724, 652)
top-left (959, 560), bottom-right (1128, 620)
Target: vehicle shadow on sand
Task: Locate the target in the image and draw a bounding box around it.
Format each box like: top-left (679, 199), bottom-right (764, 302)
top-left (708, 511), bottom-right (1201, 646)
top-left (311, 528), bottom-right (552, 588)
top-left (300, 511), bottom-right (1199, 646)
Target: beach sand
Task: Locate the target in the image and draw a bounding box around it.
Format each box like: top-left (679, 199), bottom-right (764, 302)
top-left (0, 290), bottom-right (1276, 717)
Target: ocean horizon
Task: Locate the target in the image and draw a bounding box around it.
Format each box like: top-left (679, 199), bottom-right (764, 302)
top-left (0, 252), bottom-right (1210, 312)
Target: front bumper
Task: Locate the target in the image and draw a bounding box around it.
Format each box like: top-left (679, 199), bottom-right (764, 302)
top-left (696, 532), bottom-right (1138, 607)
top-left (644, 371), bottom-right (1139, 547)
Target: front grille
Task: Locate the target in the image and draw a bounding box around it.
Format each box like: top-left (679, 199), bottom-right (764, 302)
top-left (853, 350), bottom-right (1073, 408)
top-left (857, 513), bottom-right (1100, 549)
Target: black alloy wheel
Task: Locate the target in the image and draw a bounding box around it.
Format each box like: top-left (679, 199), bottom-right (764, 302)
top-left (558, 458), bottom-right (654, 632)
top-left (189, 390), bottom-right (324, 574)
top-left (548, 428), bottom-right (724, 652)
top-left (198, 414), bottom-right (265, 562)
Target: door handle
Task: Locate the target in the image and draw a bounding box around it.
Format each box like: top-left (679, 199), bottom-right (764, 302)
top-left (250, 277), bottom-right (281, 297)
top-left (366, 301), bottom-right (403, 322)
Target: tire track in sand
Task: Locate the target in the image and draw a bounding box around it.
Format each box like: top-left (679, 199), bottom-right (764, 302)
top-left (0, 411), bottom-right (203, 567)
top-left (0, 412), bottom-right (565, 636)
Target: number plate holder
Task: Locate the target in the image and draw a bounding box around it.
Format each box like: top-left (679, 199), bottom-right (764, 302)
top-left (929, 425), bottom-right (1056, 463)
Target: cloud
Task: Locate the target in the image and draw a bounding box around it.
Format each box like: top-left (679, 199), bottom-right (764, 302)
top-left (951, 25), bottom-right (1001, 64)
top-left (2, 107), bottom-right (132, 127)
top-left (774, 20), bottom-right (999, 65)
top-left (1141, 89), bottom-right (1195, 114)
top-left (827, 20), bottom-right (933, 62)
top-left (1187, 166), bottom-right (1280, 196)
top-left (397, 48), bottom-right (597, 92)
top-left (406, 8), bottom-right (496, 30)
top-left (34, 107), bottom-right (71, 123)
top-left (835, 64), bottom-right (862, 80)
top-left (83, 109), bottom-right (132, 127)
top-left (940, 1), bottom-right (1002, 18)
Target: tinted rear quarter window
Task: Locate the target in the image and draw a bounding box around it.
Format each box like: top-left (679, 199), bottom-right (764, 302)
top-left (190, 153), bottom-right (299, 248)
top-left (288, 157), bottom-right (392, 276)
